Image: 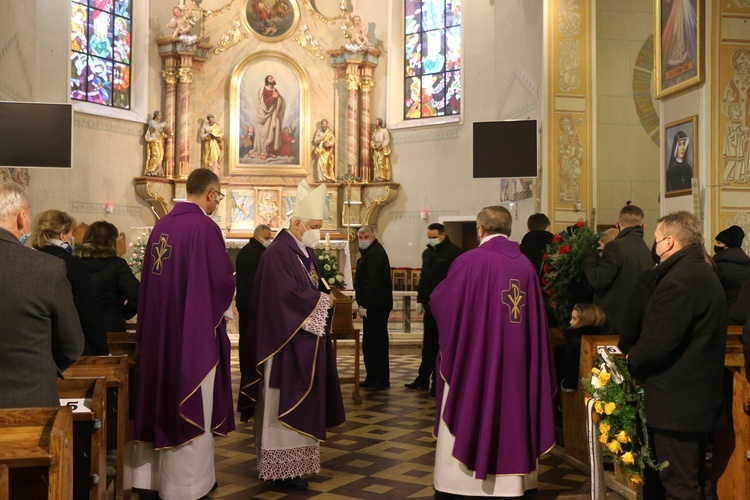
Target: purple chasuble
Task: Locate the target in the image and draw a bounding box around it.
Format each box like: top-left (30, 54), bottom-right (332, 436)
top-left (238, 229), bottom-right (345, 439)
top-left (133, 202), bottom-right (236, 449)
top-left (430, 235), bottom-right (556, 479)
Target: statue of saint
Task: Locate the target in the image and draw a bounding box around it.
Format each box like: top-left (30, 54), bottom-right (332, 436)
top-left (145, 110), bottom-right (170, 176)
top-left (312, 119), bottom-right (335, 182)
top-left (371, 118), bottom-right (392, 181)
top-left (199, 114), bottom-right (224, 174)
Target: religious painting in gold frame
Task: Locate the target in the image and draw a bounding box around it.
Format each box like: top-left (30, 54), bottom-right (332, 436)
top-left (654, 0), bottom-right (704, 99)
top-left (664, 115), bottom-right (697, 198)
top-left (242, 0), bottom-right (300, 43)
top-left (226, 188), bottom-right (255, 231)
top-left (229, 51), bottom-right (310, 176)
top-left (254, 187), bottom-right (283, 229)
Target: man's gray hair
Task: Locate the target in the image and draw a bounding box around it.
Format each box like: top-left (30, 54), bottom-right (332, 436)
top-left (254, 224), bottom-right (271, 234)
top-left (358, 225), bottom-right (375, 236)
top-left (477, 206), bottom-right (512, 237)
top-left (0, 182), bottom-right (29, 220)
top-left (656, 211), bottom-right (703, 247)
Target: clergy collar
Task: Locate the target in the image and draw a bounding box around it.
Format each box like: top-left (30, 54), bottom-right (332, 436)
top-left (184, 200), bottom-right (208, 216)
top-left (479, 233), bottom-right (508, 246)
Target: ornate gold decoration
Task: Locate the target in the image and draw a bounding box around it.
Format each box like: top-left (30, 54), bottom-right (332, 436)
top-left (203, 0), bottom-right (235, 18)
top-left (150, 234), bottom-right (173, 275)
top-left (162, 68), bottom-right (178, 84)
top-left (301, 0), bottom-right (348, 24)
top-left (292, 25), bottom-right (324, 60)
top-left (501, 279), bottom-right (527, 324)
top-left (214, 21), bottom-right (248, 54)
top-left (346, 74), bottom-right (360, 91)
top-left (359, 76), bottom-right (373, 93)
top-left (178, 67), bottom-right (193, 84)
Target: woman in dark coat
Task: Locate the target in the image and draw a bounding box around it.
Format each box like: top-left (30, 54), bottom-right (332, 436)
top-left (32, 210), bottom-right (108, 355)
top-left (74, 221), bottom-right (140, 333)
top-left (713, 225), bottom-right (750, 314)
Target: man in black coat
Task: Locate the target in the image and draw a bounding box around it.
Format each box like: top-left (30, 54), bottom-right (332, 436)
top-left (713, 225), bottom-right (750, 313)
top-left (0, 182), bottom-right (84, 408)
top-left (235, 223), bottom-right (273, 405)
top-left (354, 225), bottom-right (393, 388)
top-left (519, 212), bottom-right (553, 274)
top-left (583, 204), bottom-right (653, 333)
top-left (406, 223), bottom-right (463, 394)
top-left (628, 211), bottom-right (728, 499)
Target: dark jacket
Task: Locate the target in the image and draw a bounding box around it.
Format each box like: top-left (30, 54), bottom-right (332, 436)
top-left (418, 236), bottom-right (463, 306)
top-left (628, 244), bottom-right (728, 432)
top-left (39, 245), bottom-right (109, 355)
top-left (0, 228), bottom-right (84, 408)
top-left (355, 239), bottom-right (393, 312)
top-left (561, 323), bottom-right (610, 391)
top-left (520, 230), bottom-right (554, 275)
top-left (75, 244), bottom-right (140, 333)
top-left (582, 225), bottom-right (653, 333)
top-left (235, 237), bottom-right (266, 312)
top-left (713, 247), bottom-right (750, 311)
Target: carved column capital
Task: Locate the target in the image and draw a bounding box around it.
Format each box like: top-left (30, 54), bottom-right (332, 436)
top-left (178, 67), bottom-right (193, 84)
top-left (346, 74), bottom-right (360, 91)
top-left (162, 68), bottom-right (178, 84)
top-left (359, 76), bottom-right (374, 93)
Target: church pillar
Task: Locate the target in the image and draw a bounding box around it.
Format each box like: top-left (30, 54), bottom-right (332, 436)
top-left (359, 70), bottom-right (374, 182)
top-left (176, 55), bottom-right (194, 179)
top-left (161, 60), bottom-right (178, 179)
top-left (545, 0), bottom-right (594, 231)
top-left (345, 63), bottom-right (360, 178)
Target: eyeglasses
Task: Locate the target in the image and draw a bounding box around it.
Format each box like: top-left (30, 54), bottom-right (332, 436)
top-left (212, 190), bottom-right (225, 202)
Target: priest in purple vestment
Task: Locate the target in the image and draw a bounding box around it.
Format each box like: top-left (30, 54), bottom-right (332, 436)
top-left (430, 206), bottom-right (556, 498)
top-left (238, 180), bottom-right (345, 491)
top-left (132, 169), bottom-right (236, 499)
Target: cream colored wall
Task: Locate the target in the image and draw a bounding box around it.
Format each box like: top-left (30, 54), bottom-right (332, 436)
top-left (595, 0), bottom-right (660, 236)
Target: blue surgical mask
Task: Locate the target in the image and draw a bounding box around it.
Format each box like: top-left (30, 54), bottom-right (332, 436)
top-left (428, 237), bottom-right (440, 246)
top-left (19, 213), bottom-right (30, 246)
top-left (359, 240), bottom-right (371, 251)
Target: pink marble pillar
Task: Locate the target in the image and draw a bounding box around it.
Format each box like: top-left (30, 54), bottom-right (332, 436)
top-left (359, 75), bottom-right (373, 182)
top-left (345, 63), bottom-right (360, 179)
top-left (176, 63), bottom-right (193, 178)
top-left (162, 63), bottom-right (178, 178)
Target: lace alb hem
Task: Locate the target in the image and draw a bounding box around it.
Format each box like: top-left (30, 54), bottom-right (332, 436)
top-left (301, 293), bottom-right (329, 336)
top-left (257, 444), bottom-right (321, 480)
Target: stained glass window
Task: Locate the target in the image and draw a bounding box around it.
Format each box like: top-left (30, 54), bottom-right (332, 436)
top-left (404, 0), bottom-right (461, 120)
top-left (71, 0), bottom-right (132, 109)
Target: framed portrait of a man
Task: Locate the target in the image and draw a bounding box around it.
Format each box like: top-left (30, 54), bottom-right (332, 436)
top-left (655, 0), bottom-right (704, 98)
top-left (242, 0), bottom-right (300, 42)
top-left (664, 115), bottom-right (697, 198)
top-left (229, 51), bottom-right (310, 176)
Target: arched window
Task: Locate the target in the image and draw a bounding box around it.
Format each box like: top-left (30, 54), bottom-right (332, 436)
top-left (70, 0), bottom-right (132, 110)
top-left (403, 0), bottom-right (461, 121)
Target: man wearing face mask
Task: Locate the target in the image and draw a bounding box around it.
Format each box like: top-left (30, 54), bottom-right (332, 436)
top-left (133, 169), bottom-right (236, 499)
top-left (0, 181), bottom-right (84, 408)
top-left (406, 223), bottom-right (463, 395)
top-left (238, 180), bottom-right (345, 491)
top-left (354, 225), bottom-right (393, 389)
top-left (235, 223), bottom-right (273, 421)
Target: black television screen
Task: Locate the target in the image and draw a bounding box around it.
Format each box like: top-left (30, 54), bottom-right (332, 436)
top-left (473, 120), bottom-right (537, 178)
top-left (0, 101), bottom-right (73, 168)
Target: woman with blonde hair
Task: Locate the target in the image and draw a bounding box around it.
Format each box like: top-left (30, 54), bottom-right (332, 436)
top-left (560, 303), bottom-right (609, 391)
top-left (75, 221), bottom-right (140, 332)
top-left (32, 210), bottom-right (108, 355)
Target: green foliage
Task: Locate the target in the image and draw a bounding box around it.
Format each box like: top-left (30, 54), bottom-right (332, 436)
top-left (316, 251), bottom-right (346, 289)
top-left (127, 236), bottom-right (147, 276)
top-left (541, 221), bottom-right (597, 325)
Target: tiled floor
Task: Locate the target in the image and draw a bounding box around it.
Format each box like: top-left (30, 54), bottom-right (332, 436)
top-left (135, 345), bottom-right (621, 499)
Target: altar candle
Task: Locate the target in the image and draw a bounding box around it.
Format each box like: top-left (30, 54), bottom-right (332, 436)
top-left (325, 232), bottom-right (331, 250)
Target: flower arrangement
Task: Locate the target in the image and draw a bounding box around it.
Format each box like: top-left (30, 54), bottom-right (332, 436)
top-left (541, 221), bottom-right (597, 325)
top-left (581, 354), bottom-right (667, 487)
top-left (316, 251), bottom-right (346, 289)
top-left (127, 235), bottom-right (147, 276)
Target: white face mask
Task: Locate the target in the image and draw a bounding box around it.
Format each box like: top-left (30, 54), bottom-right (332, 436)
top-left (301, 225), bottom-right (320, 247)
top-left (263, 238), bottom-right (272, 248)
top-left (428, 237), bottom-right (440, 246)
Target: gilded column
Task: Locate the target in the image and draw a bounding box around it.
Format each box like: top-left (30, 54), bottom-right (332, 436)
top-left (176, 57), bottom-right (193, 179)
top-left (359, 73), bottom-right (374, 182)
top-left (345, 63), bottom-right (360, 178)
top-left (161, 61), bottom-right (178, 179)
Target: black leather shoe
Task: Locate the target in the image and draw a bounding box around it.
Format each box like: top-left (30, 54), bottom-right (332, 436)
top-left (361, 380), bottom-right (389, 389)
top-left (405, 378), bottom-right (429, 390)
top-left (273, 477), bottom-right (309, 490)
top-left (429, 384), bottom-right (436, 398)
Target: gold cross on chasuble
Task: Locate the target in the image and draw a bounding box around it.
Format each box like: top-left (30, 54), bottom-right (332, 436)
top-left (501, 279), bottom-right (526, 324)
top-left (150, 233), bottom-right (173, 275)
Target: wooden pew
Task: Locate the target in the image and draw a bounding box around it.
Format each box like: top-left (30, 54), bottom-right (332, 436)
top-left (58, 377), bottom-right (107, 500)
top-left (63, 356), bottom-right (128, 500)
top-left (713, 364), bottom-right (750, 498)
top-left (560, 334), bottom-right (621, 464)
top-left (0, 406), bottom-right (74, 500)
top-left (0, 464), bottom-right (8, 500)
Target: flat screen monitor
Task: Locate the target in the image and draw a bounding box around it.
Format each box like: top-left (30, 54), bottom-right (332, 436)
top-left (0, 101), bottom-right (73, 168)
top-left (473, 120), bottom-right (537, 178)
